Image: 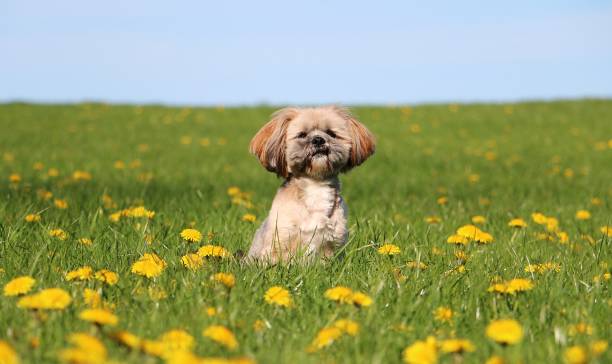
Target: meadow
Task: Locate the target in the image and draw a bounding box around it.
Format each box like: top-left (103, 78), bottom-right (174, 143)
top-left (0, 100), bottom-right (610, 364)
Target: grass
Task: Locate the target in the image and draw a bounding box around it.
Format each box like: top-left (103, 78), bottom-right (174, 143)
top-left (0, 100), bottom-right (611, 363)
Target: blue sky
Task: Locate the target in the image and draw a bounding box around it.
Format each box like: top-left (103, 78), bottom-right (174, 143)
top-left (1, 1), bottom-right (611, 105)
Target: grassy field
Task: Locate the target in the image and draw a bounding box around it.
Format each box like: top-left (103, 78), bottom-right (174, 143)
top-left (0, 100), bottom-right (611, 364)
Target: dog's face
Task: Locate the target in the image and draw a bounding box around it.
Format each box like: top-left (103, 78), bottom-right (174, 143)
top-left (250, 106), bottom-right (375, 179)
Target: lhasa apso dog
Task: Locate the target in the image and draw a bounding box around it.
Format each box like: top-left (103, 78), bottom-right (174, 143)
top-left (245, 106), bottom-right (375, 263)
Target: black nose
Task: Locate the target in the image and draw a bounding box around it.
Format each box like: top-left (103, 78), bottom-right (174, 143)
top-left (312, 136), bottom-right (325, 146)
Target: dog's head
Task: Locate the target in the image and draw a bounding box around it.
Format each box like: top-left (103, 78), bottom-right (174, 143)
top-left (250, 106), bottom-right (375, 179)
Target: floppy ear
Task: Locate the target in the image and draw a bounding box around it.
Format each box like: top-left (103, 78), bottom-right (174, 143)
top-left (331, 106), bottom-right (376, 170)
top-left (249, 108), bottom-right (298, 177)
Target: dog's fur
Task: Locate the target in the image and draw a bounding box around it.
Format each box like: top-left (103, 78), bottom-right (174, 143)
top-left (245, 106), bottom-right (375, 263)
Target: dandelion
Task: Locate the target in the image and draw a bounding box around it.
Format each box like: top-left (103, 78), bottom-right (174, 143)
top-left (264, 286), bottom-right (293, 307)
top-left (525, 262), bottom-right (560, 274)
top-left (159, 329), bottom-right (195, 353)
top-left (351, 292), bottom-right (373, 307)
top-left (437, 196), bottom-right (448, 205)
top-left (83, 288), bottom-right (101, 308)
top-left (324, 286), bottom-right (354, 304)
top-left (18, 288), bottom-right (72, 310)
top-left (79, 308), bottom-right (118, 326)
top-left (253, 320), bottom-right (266, 332)
top-left (377, 243), bottom-right (401, 255)
top-left (531, 212), bottom-right (548, 224)
top-left (180, 228), bottom-right (202, 243)
top-left (425, 216), bottom-right (441, 224)
top-left (3, 276), bottom-right (36, 296)
top-left (197, 245), bottom-right (231, 258)
top-left (307, 326), bottom-right (343, 352)
top-left (59, 333), bottom-right (107, 364)
top-left (72, 170), bottom-right (92, 181)
top-left (486, 319), bottom-right (523, 345)
top-left (439, 338), bottom-right (475, 353)
top-left (406, 261), bottom-right (428, 270)
top-left (181, 253), bottom-right (204, 270)
top-left (242, 214), bottom-right (256, 222)
top-left (47, 168), bottom-right (59, 177)
top-left (590, 340), bottom-right (608, 356)
top-left (25, 214), bottom-right (41, 223)
top-left (456, 224), bottom-right (493, 243)
top-left (508, 218), bottom-right (527, 228)
top-left (203, 325), bottom-right (238, 350)
top-left (433, 306), bottom-right (453, 322)
top-left (49, 228), bottom-right (68, 240)
top-left (65, 266), bottom-right (93, 281)
top-left (211, 273), bottom-right (235, 289)
top-left (471, 215), bottom-right (486, 224)
top-left (402, 336), bottom-right (438, 364)
top-left (447, 234), bottom-right (469, 245)
top-left (575, 210), bottom-right (591, 220)
top-left (0, 340), bottom-right (19, 364)
top-left (131, 253), bottom-right (167, 278)
top-left (94, 269), bottom-right (119, 285)
top-left (564, 346), bottom-right (587, 364)
top-left (333, 319), bottom-right (360, 336)
top-left (54, 199), bottom-right (68, 209)
top-left (110, 331), bottom-right (142, 350)
top-left (9, 173), bottom-right (21, 183)
top-left (568, 323), bottom-right (593, 336)
top-left (600, 226), bottom-right (612, 237)
top-left (488, 278), bottom-right (534, 294)
top-left (78, 238), bottom-right (93, 246)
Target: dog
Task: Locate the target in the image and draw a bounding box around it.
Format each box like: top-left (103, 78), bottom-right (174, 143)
top-left (245, 106), bottom-right (375, 263)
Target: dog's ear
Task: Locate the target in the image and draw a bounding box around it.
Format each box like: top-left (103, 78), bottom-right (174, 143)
top-left (331, 106), bottom-right (376, 170)
top-left (249, 108), bottom-right (298, 177)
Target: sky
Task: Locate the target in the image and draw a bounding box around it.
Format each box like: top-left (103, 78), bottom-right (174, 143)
top-left (1, 1), bottom-right (611, 106)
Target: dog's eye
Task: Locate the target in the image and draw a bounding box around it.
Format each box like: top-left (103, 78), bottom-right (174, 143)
top-left (297, 132), bottom-right (307, 139)
top-left (326, 129), bottom-right (337, 138)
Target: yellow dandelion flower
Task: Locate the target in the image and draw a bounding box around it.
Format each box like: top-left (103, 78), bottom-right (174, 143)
top-left (377, 243), bottom-right (401, 255)
top-left (203, 325), bottom-right (238, 350)
top-left (508, 218), bottom-right (527, 228)
top-left (564, 346), bottom-right (587, 364)
top-left (0, 340), bottom-right (19, 364)
top-left (227, 187), bottom-right (241, 197)
top-left (180, 228), bottom-right (202, 243)
top-left (110, 331), bottom-right (142, 350)
top-left (436, 196), bottom-right (448, 205)
top-left (456, 224), bottom-right (480, 239)
top-left (474, 230), bottom-right (494, 244)
top-left (264, 286), bottom-right (293, 308)
top-left (486, 319), bottom-right (523, 345)
top-left (440, 338), bottom-right (475, 353)
top-left (575, 210), bottom-right (591, 220)
top-left (525, 262), bottom-right (560, 274)
top-left (197, 245), bottom-right (231, 258)
top-left (333, 319), bottom-right (359, 336)
top-left (94, 269), bottom-right (118, 285)
top-left (25, 214), bottom-right (41, 223)
top-left (531, 212), bottom-right (548, 224)
top-left (600, 226), bottom-right (612, 237)
top-left (471, 215), bottom-right (486, 224)
top-left (59, 332), bottom-right (107, 364)
top-left (407, 261), bottom-right (428, 270)
top-left (242, 214), bottom-right (257, 222)
top-left (545, 217), bottom-right (559, 232)
top-left (142, 339), bottom-right (165, 357)
top-left (4, 276), bottom-right (36, 296)
top-left (181, 253), bottom-right (204, 270)
top-left (324, 286), bottom-right (354, 304)
top-left (65, 266), bottom-right (93, 281)
top-left (434, 306), bottom-right (453, 322)
top-left (83, 288), bottom-right (101, 308)
top-left (506, 278), bottom-right (534, 293)
top-left (37, 189), bottom-right (53, 200)
top-left (79, 308), bottom-right (118, 326)
top-left (253, 319), bottom-right (267, 332)
top-left (18, 288), bottom-right (72, 310)
top-left (403, 336), bottom-right (438, 364)
top-left (9, 174), bottom-right (21, 183)
top-left (49, 228), bottom-right (68, 240)
top-left (425, 216), bottom-right (441, 224)
top-left (205, 307), bottom-right (217, 317)
top-left (47, 168), bottom-right (59, 177)
top-left (447, 234), bottom-right (469, 245)
top-left (590, 340), bottom-right (608, 355)
top-left (211, 273), bottom-right (235, 288)
top-left (307, 326), bottom-right (343, 352)
top-left (54, 199), bottom-right (68, 209)
top-left (485, 355), bottom-right (505, 364)
top-left (351, 292), bottom-right (373, 307)
top-left (568, 323), bottom-right (593, 336)
top-left (72, 170), bottom-right (92, 181)
top-left (454, 250), bottom-right (469, 261)
top-left (78, 238), bottom-right (93, 246)
top-left (131, 253), bottom-right (167, 278)
top-left (159, 329), bottom-right (195, 353)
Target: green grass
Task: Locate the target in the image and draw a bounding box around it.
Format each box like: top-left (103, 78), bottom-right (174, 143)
top-left (0, 100), bottom-right (611, 363)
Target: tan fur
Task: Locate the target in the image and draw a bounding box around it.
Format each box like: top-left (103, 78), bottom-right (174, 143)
top-left (246, 106), bottom-right (375, 263)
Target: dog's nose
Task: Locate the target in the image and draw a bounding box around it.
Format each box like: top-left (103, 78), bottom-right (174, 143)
top-left (312, 136), bottom-right (325, 146)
